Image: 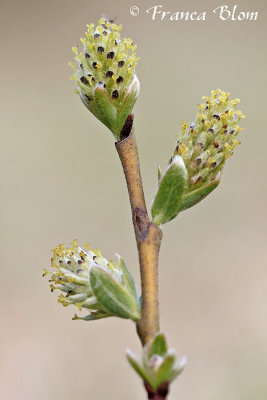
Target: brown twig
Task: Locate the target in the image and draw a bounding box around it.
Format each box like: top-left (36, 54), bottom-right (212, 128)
top-left (115, 128), bottom-right (162, 346)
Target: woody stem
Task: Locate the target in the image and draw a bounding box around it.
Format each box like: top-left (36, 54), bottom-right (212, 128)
top-left (115, 130), bottom-right (162, 346)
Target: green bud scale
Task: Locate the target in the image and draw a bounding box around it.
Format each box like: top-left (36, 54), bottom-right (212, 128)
top-left (70, 18), bottom-right (140, 140)
top-left (43, 240), bottom-right (141, 321)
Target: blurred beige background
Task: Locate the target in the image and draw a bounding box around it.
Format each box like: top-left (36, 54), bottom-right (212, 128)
top-left (1, 0), bottom-right (267, 399)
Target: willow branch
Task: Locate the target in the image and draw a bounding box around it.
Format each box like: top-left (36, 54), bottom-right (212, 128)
top-left (115, 129), bottom-right (162, 346)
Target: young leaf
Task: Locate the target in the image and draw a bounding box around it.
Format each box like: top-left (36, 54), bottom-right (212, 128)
top-left (72, 311), bottom-right (110, 321)
top-left (178, 176), bottom-right (220, 212)
top-left (148, 333), bottom-right (168, 358)
top-left (117, 76), bottom-right (140, 134)
top-left (169, 356), bottom-right (187, 382)
top-left (117, 255), bottom-right (139, 300)
top-left (90, 265), bottom-right (141, 321)
top-left (94, 86), bottom-right (118, 136)
top-left (151, 156), bottom-right (188, 225)
top-left (126, 350), bottom-right (154, 388)
top-left (157, 164), bottom-right (162, 181)
top-left (155, 353), bottom-right (176, 388)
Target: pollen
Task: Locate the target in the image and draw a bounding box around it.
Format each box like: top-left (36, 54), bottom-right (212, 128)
top-left (174, 89), bottom-right (245, 188)
top-left (69, 18), bottom-right (140, 140)
top-left (44, 240), bottom-right (124, 319)
top-left (70, 18), bottom-right (139, 128)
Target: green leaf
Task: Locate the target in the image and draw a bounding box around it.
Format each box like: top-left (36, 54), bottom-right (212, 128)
top-left (117, 255), bottom-right (139, 300)
top-left (151, 156), bottom-right (188, 225)
top-left (126, 350), bottom-right (154, 388)
top-left (94, 86), bottom-right (118, 137)
top-left (155, 353), bottom-right (176, 388)
top-left (117, 76), bottom-right (139, 134)
top-left (148, 333), bottom-right (168, 358)
top-left (178, 176), bottom-right (220, 212)
top-left (90, 266), bottom-right (141, 321)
